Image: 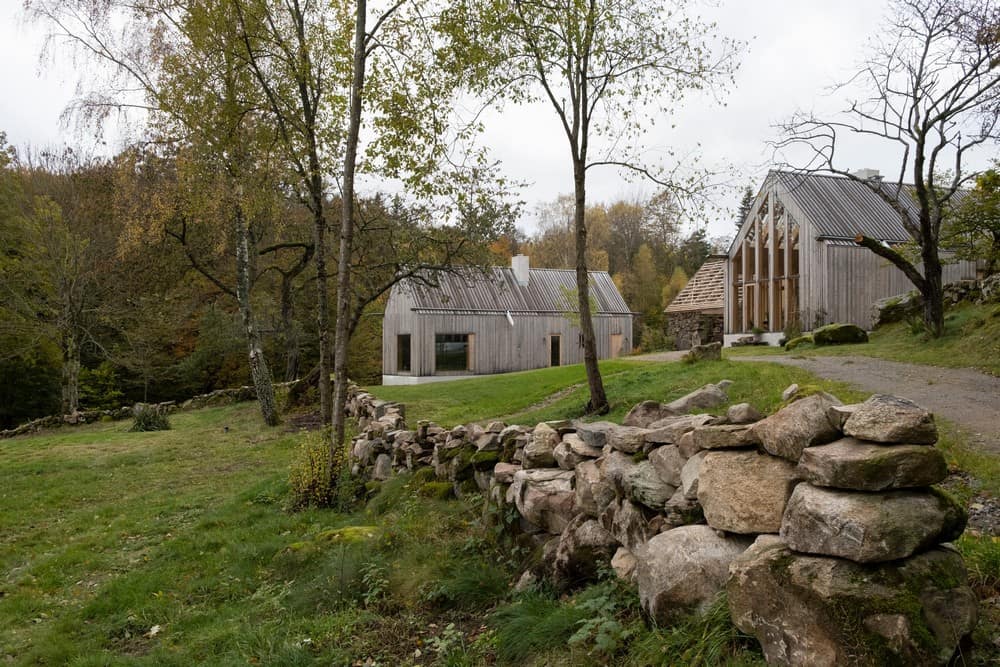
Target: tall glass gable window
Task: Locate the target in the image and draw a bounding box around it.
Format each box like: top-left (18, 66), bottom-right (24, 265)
top-left (435, 334), bottom-right (469, 372)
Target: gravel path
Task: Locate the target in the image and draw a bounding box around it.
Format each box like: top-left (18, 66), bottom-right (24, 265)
top-left (737, 355), bottom-right (1000, 457)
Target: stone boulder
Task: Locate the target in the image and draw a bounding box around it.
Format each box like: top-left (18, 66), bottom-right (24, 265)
top-left (600, 497), bottom-right (652, 550)
top-left (682, 341), bottom-right (722, 362)
top-left (645, 413), bottom-right (718, 446)
top-left (552, 441), bottom-right (582, 470)
top-left (635, 525), bottom-right (751, 624)
top-left (727, 402), bottom-right (763, 424)
top-left (575, 459), bottom-right (615, 518)
top-left (625, 460), bottom-right (677, 511)
top-left (751, 392), bottom-right (843, 461)
top-left (552, 514), bottom-right (618, 589)
top-left (611, 547), bottom-right (638, 583)
top-left (509, 468), bottom-right (577, 534)
top-left (728, 537), bottom-right (977, 667)
top-left (698, 450), bottom-right (802, 534)
top-left (812, 323), bottom-right (869, 346)
top-left (606, 425), bottom-right (651, 454)
top-left (564, 433), bottom-right (603, 459)
top-left (493, 462), bottom-right (521, 484)
top-left (664, 382), bottom-right (731, 414)
top-left (797, 437), bottom-right (947, 491)
top-left (691, 424), bottom-right (759, 450)
top-left (372, 453), bottom-right (393, 481)
top-left (623, 400), bottom-right (677, 427)
top-left (523, 422), bottom-right (560, 468)
top-left (660, 488), bottom-right (705, 529)
top-left (842, 394), bottom-right (937, 444)
top-left (871, 291), bottom-right (922, 328)
top-left (676, 431), bottom-right (700, 459)
top-left (575, 421), bottom-right (619, 450)
top-left (825, 404), bottom-right (857, 430)
top-left (780, 484), bottom-right (966, 563)
top-left (648, 445), bottom-right (685, 487)
top-left (680, 450), bottom-right (707, 499)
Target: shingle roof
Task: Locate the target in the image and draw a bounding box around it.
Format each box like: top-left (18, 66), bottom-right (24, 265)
top-left (400, 267), bottom-right (631, 314)
top-left (771, 171), bottom-right (923, 242)
top-left (665, 256), bottom-right (726, 313)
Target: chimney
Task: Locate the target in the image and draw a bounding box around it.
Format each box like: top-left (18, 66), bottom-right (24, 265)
top-left (512, 254), bottom-right (529, 287)
top-left (851, 168), bottom-right (881, 181)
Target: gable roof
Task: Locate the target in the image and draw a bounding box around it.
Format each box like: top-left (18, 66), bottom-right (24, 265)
top-left (398, 267), bottom-right (631, 315)
top-left (665, 256), bottom-right (725, 313)
top-left (770, 171), bottom-right (924, 242)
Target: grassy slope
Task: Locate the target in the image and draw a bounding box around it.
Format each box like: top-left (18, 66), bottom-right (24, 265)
top-left (370, 358), bottom-right (867, 426)
top-left (726, 302), bottom-right (1000, 376)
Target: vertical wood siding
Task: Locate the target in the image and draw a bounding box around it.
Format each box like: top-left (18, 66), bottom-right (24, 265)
top-left (823, 246), bottom-right (978, 328)
top-left (383, 307), bottom-right (633, 376)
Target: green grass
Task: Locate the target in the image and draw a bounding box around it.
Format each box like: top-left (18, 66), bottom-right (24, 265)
top-left (0, 406), bottom-right (518, 665)
top-left (726, 302), bottom-right (1000, 376)
top-left (369, 358), bottom-right (867, 426)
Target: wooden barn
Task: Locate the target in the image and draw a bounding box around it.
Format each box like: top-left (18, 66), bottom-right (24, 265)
top-left (382, 255), bottom-right (633, 384)
top-left (724, 170), bottom-right (979, 345)
top-left (664, 255), bottom-right (726, 349)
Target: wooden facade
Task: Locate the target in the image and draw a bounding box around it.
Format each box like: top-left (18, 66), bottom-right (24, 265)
top-left (725, 172), bottom-right (979, 336)
top-left (383, 259), bottom-right (633, 382)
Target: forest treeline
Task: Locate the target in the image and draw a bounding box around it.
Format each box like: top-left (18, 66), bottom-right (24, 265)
top-left (0, 134), bottom-right (723, 428)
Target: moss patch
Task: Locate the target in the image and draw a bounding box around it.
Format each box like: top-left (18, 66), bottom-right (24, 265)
top-left (418, 482), bottom-right (454, 500)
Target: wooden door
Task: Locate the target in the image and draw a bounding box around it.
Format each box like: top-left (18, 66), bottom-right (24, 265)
top-left (610, 333), bottom-right (623, 358)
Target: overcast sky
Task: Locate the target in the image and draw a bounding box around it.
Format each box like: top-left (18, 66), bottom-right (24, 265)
top-left (2, 0), bottom-right (995, 240)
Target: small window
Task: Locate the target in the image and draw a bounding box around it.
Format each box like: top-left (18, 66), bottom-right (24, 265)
top-left (435, 333), bottom-right (469, 372)
top-left (397, 334), bottom-right (411, 372)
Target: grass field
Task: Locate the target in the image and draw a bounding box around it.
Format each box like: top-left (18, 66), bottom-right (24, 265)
top-left (2, 356), bottom-right (997, 665)
top-left (726, 302), bottom-right (1000, 376)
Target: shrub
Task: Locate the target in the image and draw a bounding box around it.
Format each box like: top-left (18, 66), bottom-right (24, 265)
top-left (288, 431), bottom-right (356, 509)
top-left (129, 403), bottom-right (170, 432)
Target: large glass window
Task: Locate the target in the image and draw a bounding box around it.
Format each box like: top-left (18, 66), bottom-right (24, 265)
top-left (397, 334), bottom-right (411, 372)
top-left (435, 333), bottom-right (469, 372)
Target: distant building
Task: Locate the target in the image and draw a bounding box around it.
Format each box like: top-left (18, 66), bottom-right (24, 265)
top-left (724, 170), bottom-right (978, 345)
top-left (664, 255), bottom-right (726, 349)
top-left (382, 255), bottom-right (633, 384)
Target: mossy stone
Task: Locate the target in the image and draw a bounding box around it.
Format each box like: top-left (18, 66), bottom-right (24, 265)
top-left (812, 323), bottom-right (869, 346)
top-left (784, 334), bottom-right (813, 351)
top-left (418, 481), bottom-right (454, 500)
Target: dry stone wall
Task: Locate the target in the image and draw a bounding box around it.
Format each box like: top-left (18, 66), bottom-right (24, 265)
top-left (346, 382), bottom-right (977, 666)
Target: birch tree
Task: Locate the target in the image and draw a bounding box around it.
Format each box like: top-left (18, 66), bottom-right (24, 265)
top-left (29, 0), bottom-right (284, 423)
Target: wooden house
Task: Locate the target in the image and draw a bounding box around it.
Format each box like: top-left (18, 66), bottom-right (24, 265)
top-left (664, 255), bottom-right (726, 349)
top-left (724, 170), bottom-right (978, 345)
top-left (382, 255), bottom-right (633, 384)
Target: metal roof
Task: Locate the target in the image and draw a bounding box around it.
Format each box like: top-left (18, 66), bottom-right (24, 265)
top-left (770, 171), bottom-right (925, 242)
top-left (665, 256), bottom-right (726, 313)
top-left (400, 267), bottom-right (631, 315)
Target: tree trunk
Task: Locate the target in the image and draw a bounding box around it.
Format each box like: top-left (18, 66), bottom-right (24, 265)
top-left (235, 207), bottom-right (280, 426)
top-left (314, 212), bottom-right (331, 423)
top-left (573, 159), bottom-right (609, 414)
top-left (331, 0), bottom-right (367, 464)
top-left (921, 244), bottom-right (945, 337)
top-left (61, 333), bottom-right (80, 414)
